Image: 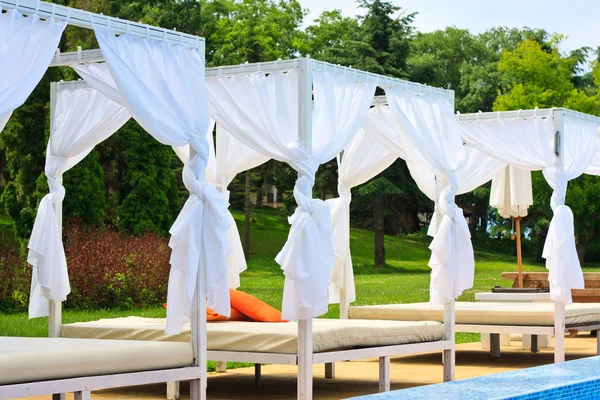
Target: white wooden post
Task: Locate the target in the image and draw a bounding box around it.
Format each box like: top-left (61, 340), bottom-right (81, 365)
top-left (189, 145), bottom-right (208, 400)
top-left (552, 109), bottom-right (566, 364)
top-left (443, 300), bottom-right (455, 382)
top-left (49, 82), bottom-right (66, 400)
top-left (378, 356), bottom-right (390, 392)
top-left (166, 381), bottom-right (180, 400)
top-left (297, 58), bottom-right (314, 400)
top-left (74, 391), bottom-right (91, 400)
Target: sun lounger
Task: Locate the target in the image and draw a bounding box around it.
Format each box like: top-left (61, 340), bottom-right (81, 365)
top-left (349, 302), bottom-right (600, 362)
top-left (0, 336), bottom-right (199, 399)
top-left (61, 316), bottom-right (452, 394)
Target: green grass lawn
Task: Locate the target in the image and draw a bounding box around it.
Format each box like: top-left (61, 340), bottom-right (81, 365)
top-left (3, 207), bottom-right (598, 348)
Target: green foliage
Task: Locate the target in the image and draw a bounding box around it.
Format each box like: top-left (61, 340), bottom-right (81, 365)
top-left (114, 121), bottom-right (180, 236)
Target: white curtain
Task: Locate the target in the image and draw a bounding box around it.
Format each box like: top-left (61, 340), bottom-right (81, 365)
top-left (326, 128), bottom-right (397, 304)
top-left (215, 125), bottom-right (269, 288)
top-left (361, 101), bottom-right (503, 304)
top-left (93, 25), bottom-right (228, 334)
top-left (206, 68), bottom-right (375, 320)
top-left (458, 114), bottom-right (597, 304)
top-left (542, 115), bottom-right (597, 303)
top-left (27, 87), bottom-right (130, 318)
top-left (490, 166), bottom-right (532, 218)
top-left (0, 9), bottom-right (66, 132)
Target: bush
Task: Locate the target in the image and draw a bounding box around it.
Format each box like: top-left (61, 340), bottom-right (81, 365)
top-left (0, 233), bottom-right (30, 313)
top-left (64, 219), bottom-right (171, 310)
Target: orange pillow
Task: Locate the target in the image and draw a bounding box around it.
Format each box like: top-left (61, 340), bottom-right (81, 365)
top-left (229, 289), bottom-right (287, 322)
top-left (163, 303), bottom-right (245, 321)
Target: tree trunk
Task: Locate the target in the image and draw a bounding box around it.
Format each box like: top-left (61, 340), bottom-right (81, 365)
top-left (374, 201), bottom-right (385, 268)
top-left (243, 170), bottom-right (251, 261)
top-left (576, 234), bottom-right (588, 265)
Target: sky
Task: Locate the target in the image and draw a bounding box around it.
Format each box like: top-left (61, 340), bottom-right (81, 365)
top-left (299, 0), bottom-right (600, 55)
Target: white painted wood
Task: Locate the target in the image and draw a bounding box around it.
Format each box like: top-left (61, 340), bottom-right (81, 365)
top-left (443, 301), bottom-right (455, 382)
top-left (311, 340), bottom-right (452, 364)
top-left (456, 324), bottom-right (555, 335)
top-left (297, 319), bottom-right (313, 400)
top-left (596, 330), bottom-right (600, 355)
top-left (1, 0), bottom-right (203, 49)
top-left (166, 381), bottom-right (179, 400)
top-left (378, 356), bottom-right (390, 392)
top-left (554, 302), bottom-right (566, 363)
top-left (339, 287), bottom-right (349, 320)
top-left (215, 361), bottom-right (227, 373)
top-left (0, 367), bottom-right (202, 399)
top-left (207, 350), bottom-right (297, 365)
top-left (324, 363), bottom-right (335, 379)
top-left (189, 145), bottom-right (207, 400)
top-left (74, 391), bottom-right (90, 400)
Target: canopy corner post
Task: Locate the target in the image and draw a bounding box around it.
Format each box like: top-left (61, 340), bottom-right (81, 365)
top-left (189, 146), bottom-right (208, 400)
top-left (296, 57), bottom-right (314, 400)
top-left (551, 108), bottom-right (566, 364)
top-left (443, 300), bottom-right (455, 381)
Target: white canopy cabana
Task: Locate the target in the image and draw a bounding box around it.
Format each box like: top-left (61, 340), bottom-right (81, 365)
top-left (457, 107), bottom-right (600, 362)
top-left (1, 1), bottom-right (212, 398)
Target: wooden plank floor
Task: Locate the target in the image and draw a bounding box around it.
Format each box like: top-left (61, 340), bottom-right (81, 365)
top-left (16, 334), bottom-right (599, 400)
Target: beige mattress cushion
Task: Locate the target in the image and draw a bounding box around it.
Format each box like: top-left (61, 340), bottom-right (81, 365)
top-left (349, 302), bottom-right (600, 326)
top-left (62, 317), bottom-right (443, 354)
top-left (0, 336), bottom-right (193, 385)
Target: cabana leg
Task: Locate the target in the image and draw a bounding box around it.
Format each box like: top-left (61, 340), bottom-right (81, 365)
top-left (443, 301), bottom-right (455, 382)
top-left (554, 302), bottom-right (566, 363)
top-left (378, 356), bottom-right (390, 392)
top-left (167, 381), bottom-right (180, 400)
top-left (52, 394), bottom-right (66, 400)
top-left (531, 335), bottom-right (540, 353)
top-left (490, 334), bottom-right (501, 358)
top-left (216, 361), bottom-right (227, 373)
top-left (297, 318), bottom-right (313, 399)
top-left (254, 364), bottom-right (262, 388)
top-left (324, 363), bottom-right (335, 379)
top-left (74, 391), bottom-right (91, 400)
top-left (596, 330), bottom-right (600, 355)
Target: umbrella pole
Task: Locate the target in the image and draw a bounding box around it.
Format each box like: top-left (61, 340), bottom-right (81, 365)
top-left (515, 217), bottom-right (523, 288)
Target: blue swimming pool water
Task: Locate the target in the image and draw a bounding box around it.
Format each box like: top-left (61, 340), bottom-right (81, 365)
top-left (350, 356), bottom-right (600, 400)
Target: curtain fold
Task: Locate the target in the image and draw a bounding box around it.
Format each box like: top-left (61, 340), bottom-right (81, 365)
top-left (206, 68), bottom-right (375, 320)
top-left (93, 25), bottom-right (226, 334)
top-left (0, 9), bottom-right (66, 132)
top-left (360, 101), bottom-right (503, 304)
top-left (326, 128), bottom-right (397, 304)
top-left (28, 87), bottom-right (130, 318)
top-left (541, 115), bottom-right (597, 303)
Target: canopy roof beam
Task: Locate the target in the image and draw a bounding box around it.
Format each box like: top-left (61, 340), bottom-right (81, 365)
top-left (1, 0), bottom-right (204, 49)
top-left (48, 53), bottom-right (453, 103)
top-left (457, 108), bottom-right (600, 125)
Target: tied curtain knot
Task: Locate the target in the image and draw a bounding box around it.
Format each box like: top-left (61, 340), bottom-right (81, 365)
top-left (275, 161), bottom-right (336, 320)
top-left (550, 165), bottom-right (568, 211)
top-left (429, 170), bottom-right (459, 237)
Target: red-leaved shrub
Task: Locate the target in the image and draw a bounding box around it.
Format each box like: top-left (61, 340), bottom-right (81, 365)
top-left (0, 233), bottom-right (30, 313)
top-left (63, 219), bottom-right (171, 310)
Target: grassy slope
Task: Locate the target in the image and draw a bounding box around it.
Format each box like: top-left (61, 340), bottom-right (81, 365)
top-left (4, 207), bottom-right (599, 347)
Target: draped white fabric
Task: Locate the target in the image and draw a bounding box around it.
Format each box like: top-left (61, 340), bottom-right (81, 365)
top-left (490, 166), bottom-right (532, 218)
top-left (93, 26), bottom-right (227, 334)
top-left (541, 115), bottom-right (597, 303)
top-left (361, 100), bottom-right (503, 304)
top-left (585, 126), bottom-right (600, 176)
top-left (0, 10), bottom-right (66, 132)
top-left (28, 87), bottom-right (130, 318)
top-left (326, 128), bottom-right (397, 304)
top-left (206, 68), bottom-right (375, 320)
top-left (214, 125), bottom-right (269, 288)
top-left (458, 114), bottom-right (597, 304)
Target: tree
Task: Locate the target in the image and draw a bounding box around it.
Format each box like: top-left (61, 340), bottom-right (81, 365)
top-left (354, 0), bottom-right (415, 78)
top-left (495, 37), bottom-right (600, 262)
top-left (356, 175), bottom-right (403, 267)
